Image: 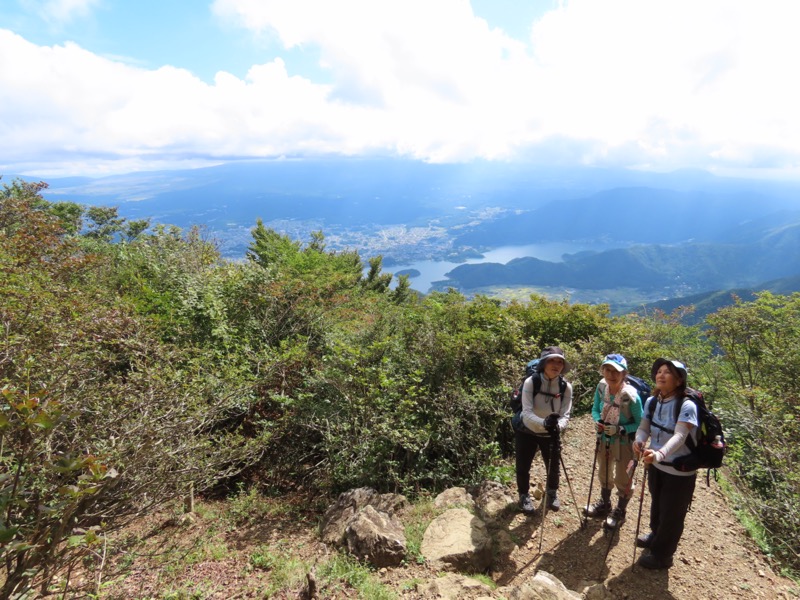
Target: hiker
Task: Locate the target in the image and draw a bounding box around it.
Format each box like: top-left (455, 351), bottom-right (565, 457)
top-left (515, 346), bottom-right (573, 515)
top-left (585, 354), bottom-right (643, 530)
top-left (632, 358), bottom-right (699, 570)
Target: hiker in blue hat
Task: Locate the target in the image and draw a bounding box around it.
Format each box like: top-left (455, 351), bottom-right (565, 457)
top-left (632, 358), bottom-right (699, 570)
top-left (515, 346), bottom-right (573, 514)
top-left (585, 353), bottom-right (643, 530)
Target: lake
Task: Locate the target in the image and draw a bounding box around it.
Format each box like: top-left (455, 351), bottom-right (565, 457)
top-left (391, 241), bottom-right (618, 293)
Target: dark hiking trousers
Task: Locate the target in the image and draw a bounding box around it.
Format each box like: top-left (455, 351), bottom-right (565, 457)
top-left (647, 466), bottom-right (697, 559)
top-left (515, 430), bottom-right (561, 496)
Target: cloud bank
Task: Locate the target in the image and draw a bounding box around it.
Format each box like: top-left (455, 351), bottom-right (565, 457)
top-left (2, 0), bottom-right (800, 177)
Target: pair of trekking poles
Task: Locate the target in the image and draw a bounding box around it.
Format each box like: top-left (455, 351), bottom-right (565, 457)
top-left (584, 434), bottom-right (649, 572)
top-left (537, 426), bottom-right (585, 554)
top-left (535, 429), bottom-right (649, 572)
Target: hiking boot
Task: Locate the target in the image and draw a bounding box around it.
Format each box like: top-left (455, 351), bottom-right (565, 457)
top-left (546, 490), bottom-right (560, 512)
top-left (637, 551), bottom-right (673, 570)
top-left (583, 488), bottom-right (612, 518)
top-left (519, 494), bottom-right (537, 515)
top-left (604, 497), bottom-right (629, 530)
top-left (636, 532), bottom-right (655, 548)
top-left (584, 498), bottom-right (612, 518)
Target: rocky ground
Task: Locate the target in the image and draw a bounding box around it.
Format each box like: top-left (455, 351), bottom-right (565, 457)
top-left (95, 413), bottom-right (798, 599)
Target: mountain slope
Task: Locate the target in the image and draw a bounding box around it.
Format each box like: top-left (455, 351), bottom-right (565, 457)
top-left (439, 221), bottom-right (800, 298)
top-left (627, 275), bottom-right (800, 323)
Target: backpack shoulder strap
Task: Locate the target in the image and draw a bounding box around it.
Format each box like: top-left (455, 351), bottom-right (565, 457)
top-left (559, 375), bottom-right (567, 397)
top-left (647, 395), bottom-right (656, 421)
top-left (531, 373), bottom-right (542, 396)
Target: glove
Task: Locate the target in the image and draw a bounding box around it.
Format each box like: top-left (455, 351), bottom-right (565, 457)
top-left (543, 413), bottom-right (560, 433)
top-left (604, 424), bottom-right (618, 437)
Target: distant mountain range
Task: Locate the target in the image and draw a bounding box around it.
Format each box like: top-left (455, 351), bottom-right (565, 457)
top-left (8, 158), bottom-right (800, 315)
top-left (633, 275), bottom-right (800, 324)
top-left (440, 212), bottom-right (800, 291)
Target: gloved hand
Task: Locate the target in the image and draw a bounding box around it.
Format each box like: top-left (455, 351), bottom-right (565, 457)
top-left (543, 413), bottom-right (560, 433)
top-left (603, 424), bottom-right (618, 437)
top-left (596, 421), bottom-right (605, 434)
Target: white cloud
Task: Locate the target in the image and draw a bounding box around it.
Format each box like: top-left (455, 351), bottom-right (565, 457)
top-left (3, 0), bottom-right (800, 176)
top-left (25, 0), bottom-right (102, 25)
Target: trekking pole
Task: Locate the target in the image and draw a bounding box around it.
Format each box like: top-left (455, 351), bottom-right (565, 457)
top-left (603, 438), bottom-right (610, 530)
top-left (558, 451), bottom-right (585, 529)
top-left (537, 427), bottom-right (558, 554)
top-left (599, 457), bottom-right (637, 577)
top-left (632, 462), bottom-right (649, 567)
top-left (583, 435), bottom-right (600, 529)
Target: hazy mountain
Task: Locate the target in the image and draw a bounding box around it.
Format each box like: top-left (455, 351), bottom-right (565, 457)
top-left (21, 159), bottom-right (800, 251)
top-left (629, 275), bottom-right (800, 324)
top-left (9, 158), bottom-right (800, 310)
top-left (439, 219), bottom-right (800, 294)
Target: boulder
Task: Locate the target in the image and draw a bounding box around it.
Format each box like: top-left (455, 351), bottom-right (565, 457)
top-left (344, 505), bottom-right (407, 567)
top-left (498, 570), bottom-right (582, 600)
top-left (416, 573), bottom-right (493, 599)
top-left (434, 486), bottom-right (475, 510)
top-left (475, 481), bottom-right (516, 524)
top-left (421, 508), bottom-right (493, 572)
top-left (319, 487), bottom-right (407, 547)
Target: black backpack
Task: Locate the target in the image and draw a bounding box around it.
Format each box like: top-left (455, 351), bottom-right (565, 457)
top-left (509, 359), bottom-right (542, 414)
top-left (625, 374), bottom-right (652, 403)
top-left (647, 387), bottom-right (726, 478)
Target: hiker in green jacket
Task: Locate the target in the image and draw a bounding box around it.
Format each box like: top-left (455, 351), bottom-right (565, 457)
top-left (585, 354), bottom-right (643, 530)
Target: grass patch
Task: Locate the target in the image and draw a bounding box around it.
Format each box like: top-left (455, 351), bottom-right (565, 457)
top-left (161, 581), bottom-right (220, 599)
top-left (249, 544), bottom-right (279, 571)
top-left (184, 539), bottom-right (231, 565)
top-left (225, 484), bottom-right (294, 526)
top-left (470, 573), bottom-right (497, 589)
top-left (317, 553), bottom-right (397, 600)
top-left (717, 475), bottom-right (771, 553)
top-left (403, 497), bottom-right (440, 565)
top-left (262, 548), bottom-right (310, 597)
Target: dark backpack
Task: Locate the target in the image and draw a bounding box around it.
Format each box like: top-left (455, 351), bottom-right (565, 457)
top-left (625, 374), bottom-right (652, 403)
top-left (647, 387), bottom-right (726, 477)
top-left (509, 359), bottom-right (567, 433)
top-left (509, 359), bottom-right (542, 414)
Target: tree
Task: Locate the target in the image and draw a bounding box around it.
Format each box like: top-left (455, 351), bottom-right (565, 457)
top-left (363, 255), bottom-right (392, 292)
top-left (84, 205), bottom-right (125, 241)
top-left (0, 183), bottom-right (261, 597)
top-left (247, 219), bottom-right (301, 270)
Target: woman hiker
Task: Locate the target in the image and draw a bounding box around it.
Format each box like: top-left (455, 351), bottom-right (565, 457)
top-left (515, 346), bottom-right (573, 514)
top-left (632, 358), bottom-right (699, 569)
top-left (584, 353), bottom-right (643, 530)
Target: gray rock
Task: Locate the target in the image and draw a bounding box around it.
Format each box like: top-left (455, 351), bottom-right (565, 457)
top-left (498, 570), bottom-right (582, 600)
top-left (345, 505), bottom-right (407, 567)
top-left (416, 573), bottom-right (493, 599)
top-left (421, 508), bottom-right (493, 572)
top-left (319, 487), bottom-right (408, 547)
top-left (434, 486), bottom-right (475, 510)
top-left (475, 481), bottom-right (516, 524)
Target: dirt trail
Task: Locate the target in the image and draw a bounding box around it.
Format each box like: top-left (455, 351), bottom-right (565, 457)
top-left (491, 413), bottom-right (797, 600)
top-left (108, 413), bottom-right (798, 599)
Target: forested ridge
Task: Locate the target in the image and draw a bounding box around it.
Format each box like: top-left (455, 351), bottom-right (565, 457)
top-left (1, 179), bottom-right (798, 598)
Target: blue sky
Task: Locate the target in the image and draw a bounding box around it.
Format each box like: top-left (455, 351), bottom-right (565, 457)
top-left (1, 0), bottom-right (800, 179)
